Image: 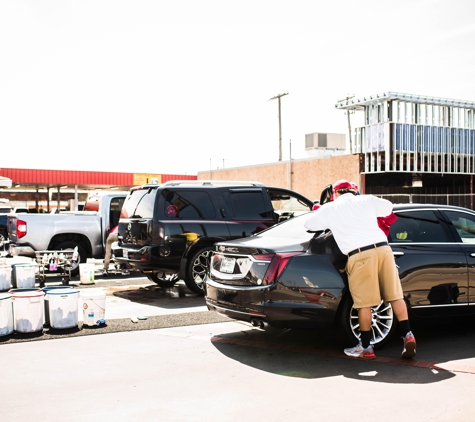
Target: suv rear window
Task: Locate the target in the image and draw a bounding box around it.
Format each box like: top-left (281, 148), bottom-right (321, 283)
top-left (122, 187), bottom-right (156, 218)
top-left (162, 190), bottom-right (216, 219)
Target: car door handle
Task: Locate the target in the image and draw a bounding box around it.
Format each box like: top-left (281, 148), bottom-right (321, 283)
top-left (393, 251), bottom-right (404, 256)
top-left (470, 253), bottom-right (475, 257)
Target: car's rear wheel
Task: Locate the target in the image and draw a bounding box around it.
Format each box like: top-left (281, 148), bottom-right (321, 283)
top-left (340, 296), bottom-right (397, 348)
top-left (185, 247), bottom-right (213, 295)
top-left (145, 272), bottom-right (179, 288)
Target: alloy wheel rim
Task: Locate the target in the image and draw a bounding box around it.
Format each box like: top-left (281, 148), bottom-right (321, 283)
top-left (349, 300), bottom-right (394, 345)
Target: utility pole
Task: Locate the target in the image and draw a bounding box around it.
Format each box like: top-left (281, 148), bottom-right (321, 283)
top-left (269, 92), bottom-right (289, 161)
top-left (338, 94), bottom-right (355, 154)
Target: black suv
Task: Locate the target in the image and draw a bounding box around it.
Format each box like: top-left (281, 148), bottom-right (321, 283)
top-left (116, 180), bottom-right (314, 294)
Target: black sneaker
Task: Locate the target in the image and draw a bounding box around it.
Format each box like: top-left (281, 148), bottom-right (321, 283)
top-left (102, 270), bottom-right (109, 277)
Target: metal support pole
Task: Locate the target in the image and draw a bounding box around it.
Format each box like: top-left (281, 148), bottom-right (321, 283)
top-left (269, 92), bottom-right (288, 161)
top-left (337, 95), bottom-right (355, 154)
top-left (289, 139), bottom-right (292, 190)
top-left (347, 110), bottom-right (352, 154)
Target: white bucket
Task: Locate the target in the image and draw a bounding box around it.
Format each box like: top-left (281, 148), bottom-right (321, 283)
top-left (12, 263), bottom-right (37, 289)
top-left (81, 290), bottom-right (106, 326)
top-left (0, 264), bottom-right (11, 292)
top-left (79, 263), bottom-right (95, 284)
top-left (42, 286), bottom-right (74, 326)
top-left (47, 289), bottom-right (80, 329)
top-left (12, 291), bottom-right (45, 333)
top-left (0, 293), bottom-right (13, 336)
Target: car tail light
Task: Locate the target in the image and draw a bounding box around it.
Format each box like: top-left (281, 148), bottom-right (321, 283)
top-left (261, 252), bottom-right (301, 285)
top-left (16, 219), bottom-right (27, 239)
top-left (152, 223), bottom-right (165, 243)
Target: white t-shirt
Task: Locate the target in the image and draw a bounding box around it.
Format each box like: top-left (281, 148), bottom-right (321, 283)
top-left (304, 193), bottom-right (393, 255)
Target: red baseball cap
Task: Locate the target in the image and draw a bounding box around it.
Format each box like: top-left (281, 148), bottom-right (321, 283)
top-left (333, 179), bottom-right (352, 192)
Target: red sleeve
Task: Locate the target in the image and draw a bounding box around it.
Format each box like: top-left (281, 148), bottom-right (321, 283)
top-left (377, 213), bottom-right (397, 236)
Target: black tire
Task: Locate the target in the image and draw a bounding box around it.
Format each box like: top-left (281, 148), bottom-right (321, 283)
top-left (54, 241), bottom-right (87, 277)
top-left (339, 295), bottom-right (397, 348)
top-left (145, 272), bottom-right (179, 289)
top-left (184, 247), bottom-right (213, 295)
top-left (0, 229), bottom-right (6, 249)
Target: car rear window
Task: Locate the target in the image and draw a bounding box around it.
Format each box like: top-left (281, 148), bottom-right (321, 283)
top-left (259, 213), bottom-right (313, 240)
top-left (122, 187), bottom-right (156, 219)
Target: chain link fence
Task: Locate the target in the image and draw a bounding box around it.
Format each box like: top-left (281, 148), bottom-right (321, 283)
top-left (377, 193), bottom-right (475, 210)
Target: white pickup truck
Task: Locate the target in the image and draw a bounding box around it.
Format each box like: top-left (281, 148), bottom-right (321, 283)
top-left (6, 191), bottom-right (128, 275)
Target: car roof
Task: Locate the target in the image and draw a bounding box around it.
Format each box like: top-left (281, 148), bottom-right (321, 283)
top-left (135, 180), bottom-right (266, 189)
top-left (393, 203), bottom-right (474, 213)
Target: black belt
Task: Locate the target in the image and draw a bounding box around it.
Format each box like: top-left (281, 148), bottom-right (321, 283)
top-left (347, 241), bottom-right (388, 257)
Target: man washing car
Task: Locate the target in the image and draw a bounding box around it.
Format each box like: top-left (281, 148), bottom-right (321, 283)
top-left (304, 180), bottom-right (416, 359)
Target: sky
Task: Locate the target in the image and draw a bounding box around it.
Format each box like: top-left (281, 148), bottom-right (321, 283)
top-left (2, 0), bottom-right (475, 176)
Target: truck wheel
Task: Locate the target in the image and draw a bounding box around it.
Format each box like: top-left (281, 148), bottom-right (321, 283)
top-left (184, 247), bottom-right (213, 295)
top-left (0, 229), bottom-right (6, 249)
top-left (145, 272), bottom-right (179, 289)
top-left (55, 241), bottom-right (87, 277)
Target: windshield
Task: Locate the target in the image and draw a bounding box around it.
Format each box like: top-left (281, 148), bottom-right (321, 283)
top-left (257, 212), bottom-right (314, 241)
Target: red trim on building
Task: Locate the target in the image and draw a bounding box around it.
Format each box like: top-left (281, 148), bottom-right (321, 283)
top-left (0, 168), bottom-right (197, 187)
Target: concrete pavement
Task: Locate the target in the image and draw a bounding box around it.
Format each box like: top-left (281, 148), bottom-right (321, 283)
top-left (1, 266), bottom-right (475, 421)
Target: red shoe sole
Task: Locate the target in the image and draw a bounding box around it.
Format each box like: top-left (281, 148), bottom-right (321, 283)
top-left (402, 340), bottom-right (416, 358)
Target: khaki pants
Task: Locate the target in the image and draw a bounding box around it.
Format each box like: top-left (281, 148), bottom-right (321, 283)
top-left (103, 231), bottom-right (119, 270)
top-left (345, 245), bottom-right (403, 309)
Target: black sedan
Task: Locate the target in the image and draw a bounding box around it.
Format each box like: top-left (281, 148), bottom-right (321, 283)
top-left (204, 204), bottom-right (475, 347)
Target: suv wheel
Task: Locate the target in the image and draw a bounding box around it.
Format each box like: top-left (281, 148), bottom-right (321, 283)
top-left (185, 247), bottom-right (213, 295)
top-left (145, 272), bottom-right (179, 288)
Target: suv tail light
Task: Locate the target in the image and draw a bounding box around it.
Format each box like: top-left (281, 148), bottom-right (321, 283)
top-left (16, 219), bottom-right (27, 239)
top-left (261, 252), bottom-right (301, 285)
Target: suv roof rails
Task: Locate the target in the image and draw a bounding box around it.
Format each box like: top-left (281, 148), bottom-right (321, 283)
top-left (162, 180), bottom-right (266, 187)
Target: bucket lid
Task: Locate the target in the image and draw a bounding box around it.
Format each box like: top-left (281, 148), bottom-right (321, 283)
top-left (12, 263), bottom-right (37, 268)
top-left (42, 286), bottom-right (74, 292)
top-left (47, 289), bottom-right (80, 295)
top-left (12, 291), bottom-right (45, 298)
top-left (0, 293), bottom-right (12, 300)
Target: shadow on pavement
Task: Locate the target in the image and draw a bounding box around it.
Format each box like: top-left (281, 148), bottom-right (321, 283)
top-left (110, 283), bottom-right (206, 310)
top-left (209, 316), bottom-right (475, 384)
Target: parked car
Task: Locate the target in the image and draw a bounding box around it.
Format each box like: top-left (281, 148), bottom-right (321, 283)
top-left (116, 180), bottom-right (314, 294)
top-left (204, 203), bottom-right (475, 347)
